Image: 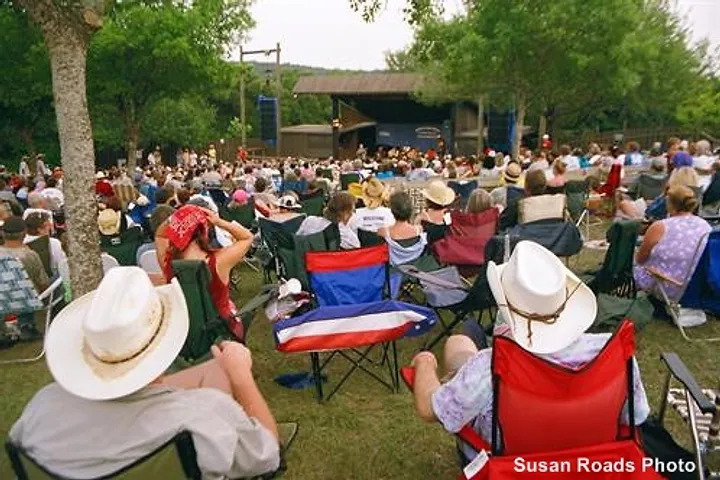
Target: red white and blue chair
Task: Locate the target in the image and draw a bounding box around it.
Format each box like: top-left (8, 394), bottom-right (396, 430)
top-left (273, 244), bottom-right (437, 402)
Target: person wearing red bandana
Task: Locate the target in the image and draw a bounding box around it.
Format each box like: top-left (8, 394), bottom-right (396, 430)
top-left (159, 205), bottom-right (254, 341)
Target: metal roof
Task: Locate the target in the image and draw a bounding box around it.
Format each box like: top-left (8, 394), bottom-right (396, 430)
top-left (293, 73), bottom-right (423, 96)
top-left (281, 121), bottom-right (378, 135)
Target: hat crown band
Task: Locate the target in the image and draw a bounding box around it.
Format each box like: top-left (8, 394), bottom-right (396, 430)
top-left (83, 268), bottom-right (163, 363)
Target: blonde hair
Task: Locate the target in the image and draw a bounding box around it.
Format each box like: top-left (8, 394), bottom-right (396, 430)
top-left (553, 159), bottom-right (567, 175)
top-left (666, 185), bottom-right (698, 214)
top-left (466, 189), bottom-right (492, 214)
top-left (668, 166), bottom-right (698, 188)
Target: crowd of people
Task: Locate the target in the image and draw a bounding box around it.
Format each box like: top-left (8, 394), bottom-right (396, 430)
top-left (1, 136), bottom-right (718, 478)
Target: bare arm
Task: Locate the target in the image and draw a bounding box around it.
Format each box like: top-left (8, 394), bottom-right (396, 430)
top-left (212, 342), bottom-right (279, 440)
top-left (202, 209), bottom-right (253, 281)
top-left (411, 352), bottom-right (440, 423)
top-left (635, 221), bottom-right (664, 264)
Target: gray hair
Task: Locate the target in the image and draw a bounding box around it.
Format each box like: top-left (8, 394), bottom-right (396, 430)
top-left (696, 140), bottom-right (712, 156)
top-left (27, 191), bottom-right (45, 209)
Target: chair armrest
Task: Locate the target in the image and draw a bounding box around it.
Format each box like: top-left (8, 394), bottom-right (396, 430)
top-left (38, 276), bottom-right (63, 302)
top-left (661, 352), bottom-right (716, 415)
top-left (645, 266), bottom-right (683, 287)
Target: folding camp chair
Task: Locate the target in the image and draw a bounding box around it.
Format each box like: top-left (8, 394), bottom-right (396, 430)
top-left (101, 226), bottom-right (144, 266)
top-left (221, 197), bottom-right (256, 229)
top-left (398, 263), bottom-right (496, 351)
top-left (484, 219), bottom-right (583, 265)
top-left (273, 245), bottom-right (438, 402)
top-left (636, 173), bottom-right (666, 202)
top-left (171, 260), bottom-right (238, 362)
top-left (586, 220), bottom-right (639, 298)
top-left (658, 353), bottom-right (720, 480)
top-left (291, 222), bottom-right (341, 290)
top-left (518, 194), bottom-right (567, 224)
top-left (340, 173), bottom-right (361, 191)
top-left (26, 235), bottom-right (53, 278)
top-left (282, 179), bottom-right (307, 195)
top-left (358, 228), bottom-right (383, 247)
top-left (6, 424), bottom-right (300, 480)
top-left (0, 255), bottom-right (64, 364)
top-left (566, 179), bottom-right (595, 241)
top-left (448, 180), bottom-right (478, 209)
top-left (258, 215), bottom-right (306, 282)
top-left (646, 229), bottom-right (720, 342)
top-left (300, 194), bottom-right (324, 217)
top-left (401, 320), bottom-right (666, 480)
top-left (206, 188), bottom-right (228, 208)
top-left (432, 209), bottom-right (498, 276)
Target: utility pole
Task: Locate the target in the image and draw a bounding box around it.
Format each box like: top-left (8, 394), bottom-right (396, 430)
top-left (237, 43), bottom-right (282, 154)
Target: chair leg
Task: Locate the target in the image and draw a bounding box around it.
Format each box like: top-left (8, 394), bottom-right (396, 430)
top-left (310, 353), bottom-right (324, 403)
top-left (685, 389), bottom-right (707, 480)
top-left (658, 370), bottom-right (672, 425)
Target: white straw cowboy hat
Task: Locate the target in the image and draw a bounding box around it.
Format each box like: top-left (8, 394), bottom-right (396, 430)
top-left (275, 195), bottom-right (302, 210)
top-left (422, 181), bottom-right (456, 206)
top-left (97, 209), bottom-right (121, 236)
top-left (487, 241), bottom-right (596, 354)
top-left (45, 267), bottom-right (188, 400)
top-left (361, 177), bottom-right (387, 209)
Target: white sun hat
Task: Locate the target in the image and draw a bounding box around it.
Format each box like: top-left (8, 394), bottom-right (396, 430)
top-left (45, 267), bottom-right (189, 400)
top-left (487, 241), bottom-right (596, 354)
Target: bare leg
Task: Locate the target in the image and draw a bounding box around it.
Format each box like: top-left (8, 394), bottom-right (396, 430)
top-left (159, 359), bottom-right (232, 394)
top-left (443, 334), bottom-right (478, 379)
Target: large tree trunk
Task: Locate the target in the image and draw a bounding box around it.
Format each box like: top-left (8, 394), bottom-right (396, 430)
top-left (21, 0), bottom-right (104, 296)
top-left (476, 94), bottom-right (485, 157)
top-left (512, 94), bottom-right (527, 161)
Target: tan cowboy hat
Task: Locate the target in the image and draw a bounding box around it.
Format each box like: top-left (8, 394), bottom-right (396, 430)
top-left (361, 177), bottom-right (387, 208)
top-left (504, 163), bottom-right (521, 184)
top-left (422, 180), bottom-right (456, 206)
top-left (97, 209), bottom-right (121, 236)
top-left (45, 267), bottom-right (189, 400)
top-left (487, 241), bottom-right (596, 354)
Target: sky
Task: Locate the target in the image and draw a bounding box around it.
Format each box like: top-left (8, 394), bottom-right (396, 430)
top-left (245, 0), bottom-right (720, 71)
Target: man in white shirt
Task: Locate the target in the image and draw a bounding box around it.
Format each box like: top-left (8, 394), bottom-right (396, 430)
top-left (41, 177), bottom-right (64, 211)
top-left (18, 156), bottom-right (31, 176)
top-left (23, 210), bottom-right (66, 275)
top-left (35, 154), bottom-right (48, 177)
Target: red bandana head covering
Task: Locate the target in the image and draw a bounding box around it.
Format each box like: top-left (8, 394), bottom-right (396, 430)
top-left (165, 205), bottom-right (209, 251)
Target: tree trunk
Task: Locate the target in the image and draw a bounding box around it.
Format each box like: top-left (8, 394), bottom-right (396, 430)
top-left (476, 94), bottom-right (485, 157)
top-left (23, 0), bottom-right (104, 296)
top-left (19, 128), bottom-right (37, 157)
top-left (538, 112), bottom-right (547, 149)
top-left (512, 94), bottom-right (527, 161)
top-left (126, 122), bottom-right (140, 173)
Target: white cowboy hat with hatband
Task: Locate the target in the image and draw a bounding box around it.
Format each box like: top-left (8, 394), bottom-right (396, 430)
top-left (275, 195), bottom-right (302, 210)
top-left (422, 180), bottom-right (456, 206)
top-left (487, 241), bottom-right (596, 354)
top-left (45, 267), bottom-right (188, 400)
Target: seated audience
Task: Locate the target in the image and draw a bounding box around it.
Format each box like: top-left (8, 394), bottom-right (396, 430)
top-left (635, 185), bottom-right (711, 302)
top-left (409, 241), bottom-right (649, 460)
top-left (489, 162), bottom-right (522, 211)
top-left (419, 181), bottom-right (455, 226)
top-left (9, 267), bottom-right (279, 479)
top-left (0, 216), bottom-right (48, 340)
top-left (159, 205), bottom-right (253, 340)
top-left (498, 168), bottom-right (547, 231)
top-left (297, 192), bottom-right (360, 250)
top-left (645, 166), bottom-right (698, 220)
top-left (269, 194), bottom-right (304, 222)
top-left (23, 211), bottom-right (66, 276)
top-left (354, 177), bottom-right (394, 232)
top-left (465, 189), bottom-right (493, 214)
top-left (693, 139), bottom-right (715, 191)
top-left (614, 188), bottom-right (646, 221)
top-left (378, 191), bottom-right (427, 266)
top-left (645, 147), bottom-right (666, 177)
top-left (253, 177), bottom-right (278, 207)
top-left (227, 189), bottom-right (249, 210)
top-left (547, 158), bottom-right (567, 189)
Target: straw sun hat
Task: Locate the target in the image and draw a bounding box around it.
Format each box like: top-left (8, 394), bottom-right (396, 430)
top-left (45, 267), bottom-right (189, 400)
top-left (97, 209), bottom-right (121, 236)
top-left (422, 181), bottom-right (456, 206)
top-left (487, 241), bottom-right (596, 354)
top-left (361, 177), bottom-right (388, 209)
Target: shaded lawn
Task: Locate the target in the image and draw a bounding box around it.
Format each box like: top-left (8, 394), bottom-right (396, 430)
top-left (2, 245), bottom-right (719, 479)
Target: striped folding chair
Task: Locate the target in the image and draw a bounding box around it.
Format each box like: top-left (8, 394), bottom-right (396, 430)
top-left (273, 244), bottom-right (438, 402)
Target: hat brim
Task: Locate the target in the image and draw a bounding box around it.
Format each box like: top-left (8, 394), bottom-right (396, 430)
top-left (487, 259), bottom-right (596, 354)
top-left (422, 188), bottom-right (456, 207)
top-left (45, 279), bottom-right (189, 400)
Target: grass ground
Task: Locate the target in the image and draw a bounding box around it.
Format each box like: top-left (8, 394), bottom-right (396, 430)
top-left (1, 240), bottom-right (719, 479)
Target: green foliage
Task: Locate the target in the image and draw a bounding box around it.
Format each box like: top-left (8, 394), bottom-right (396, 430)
top-left (86, 0), bottom-right (253, 153)
top-left (142, 95), bottom-right (219, 147)
top-left (0, 5), bottom-right (58, 167)
top-left (677, 80), bottom-right (720, 134)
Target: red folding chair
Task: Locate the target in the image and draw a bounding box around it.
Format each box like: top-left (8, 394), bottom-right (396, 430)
top-left (432, 209), bottom-right (498, 276)
top-left (402, 320), bottom-right (665, 479)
